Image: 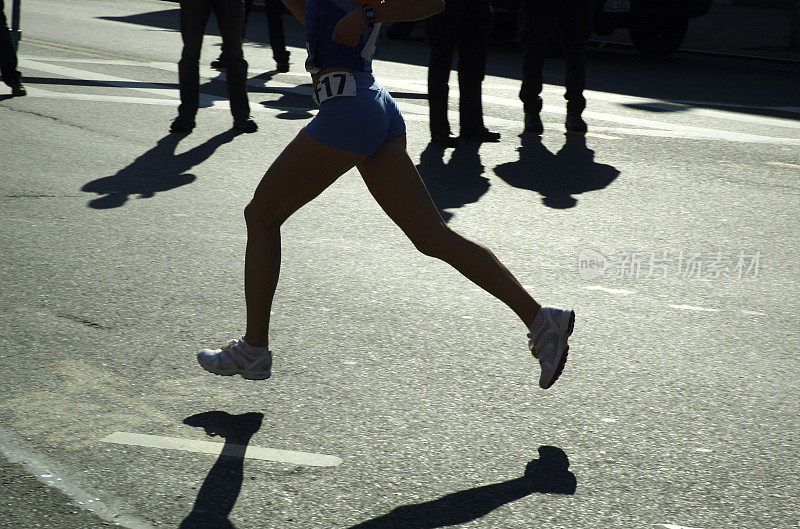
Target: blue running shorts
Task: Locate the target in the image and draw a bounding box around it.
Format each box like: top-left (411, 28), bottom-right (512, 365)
top-left (305, 72), bottom-right (406, 157)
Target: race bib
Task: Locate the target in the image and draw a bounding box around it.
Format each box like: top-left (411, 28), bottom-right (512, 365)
top-left (313, 71), bottom-right (357, 105)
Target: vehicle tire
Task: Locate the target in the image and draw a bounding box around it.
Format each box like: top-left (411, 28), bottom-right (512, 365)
top-left (386, 22), bottom-right (416, 40)
top-left (629, 17), bottom-right (688, 56)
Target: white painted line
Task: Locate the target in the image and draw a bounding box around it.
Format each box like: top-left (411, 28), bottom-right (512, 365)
top-left (24, 86), bottom-right (179, 106)
top-left (31, 55), bottom-right (800, 130)
top-left (601, 418), bottom-right (618, 423)
top-left (674, 98), bottom-right (800, 117)
top-left (18, 56), bottom-right (800, 145)
top-left (767, 161), bottom-right (800, 169)
top-left (669, 304), bottom-right (720, 313)
top-left (660, 524), bottom-right (705, 529)
top-left (741, 310), bottom-right (766, 316)
top-left (584, 285), bottom-right (635, 295)
top-left (693, 448), bottom-right (713, 453)
top-left (383, 74), bottom-right (800, 145)
top-left (21, 58), bottom-right (179, 98)
top-left (101, 432), bottom-right (342, 467)
top-left (586, 132), bottom-right (623, 140)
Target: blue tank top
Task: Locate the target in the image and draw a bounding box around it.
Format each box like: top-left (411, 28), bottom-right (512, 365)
top-left (304, 0), bottom-right (382, 74)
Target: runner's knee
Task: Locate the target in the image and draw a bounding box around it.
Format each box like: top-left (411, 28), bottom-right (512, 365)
top-left (412, 226), bottom-right (455, 258)
top-left (244, 200), bottom-right (282, 230)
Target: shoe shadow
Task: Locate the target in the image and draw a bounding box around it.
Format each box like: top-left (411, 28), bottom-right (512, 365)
top-left (348, 446), bottom-right (576, 528)
top-left (80, 129), bottom-right (239, 209)
top-left (494, 134), bottom-right (620, 209)
top-left (417, 142), bottom-right (490, 223)
top-left (178, 411), bottom-right (264, 529)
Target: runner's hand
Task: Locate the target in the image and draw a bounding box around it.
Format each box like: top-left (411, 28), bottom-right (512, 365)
top-left (332, 9), bottom-right (367, 47)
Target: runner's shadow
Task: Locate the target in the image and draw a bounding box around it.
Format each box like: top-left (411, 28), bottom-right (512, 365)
top-left (179, 411), bottom-right (264, 529)
top-left (417, 142), bottom-right (490, 222)
top-left (349, 446), bottom-right (576, 528)
top-left (81, 129), bottom-right (238, 209)
top-left (494, 134), bottom-right (620, 209)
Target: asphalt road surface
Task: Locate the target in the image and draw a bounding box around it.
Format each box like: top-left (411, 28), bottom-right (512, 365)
top-left (2, 1), bottom-right (799, 528)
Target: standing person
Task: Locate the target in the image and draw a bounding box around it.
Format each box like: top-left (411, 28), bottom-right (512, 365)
top-left (425, 0), bottom-right (500, 147)
top-left (0, 0), bottom-right (25, 96)
top-left (171, 0), bottom-right (257, 133)
top-left (519, 0), bottom-right (592, 134)
top-left (196, 0), bottom-right (576, 391)
top-left (211, 0), bottom-right (291, 73)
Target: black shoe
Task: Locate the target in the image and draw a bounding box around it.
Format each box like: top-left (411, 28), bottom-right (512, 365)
top-left (169, 116), bottom-right (195, 133)
top-left (10, 83), bottom-right (26, 97)
top-left (276, 61), bottom-right (290, 73)
top-left (233, 118), bottom-right (258, 133)
top-left (431, 134), bottom-right (460, 148)
top-left (565, 113), bottom-right (587, 134)
top-left (460, 128), bottom-right (501, 143)
top-left (210, 56), bottom-right (226, 69)
top-left (524, 112), bottom-right (543, 134)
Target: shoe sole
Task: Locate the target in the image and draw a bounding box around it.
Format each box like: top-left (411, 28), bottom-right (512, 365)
top-left (196, 357), bottom-right (271, 380)
top-left (540, 310), bottom-right (575, 389)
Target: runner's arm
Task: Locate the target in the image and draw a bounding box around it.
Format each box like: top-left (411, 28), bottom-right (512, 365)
top-left (370, 0), bottom-right (445, 23)
top-left (280, 0), bottom-right (305, 25)
top-left (333, 0), bottom-right (444, 46)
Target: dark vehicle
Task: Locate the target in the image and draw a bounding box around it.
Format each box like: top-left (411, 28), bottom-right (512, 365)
top-left (386, 0), bottom-right (713, 57)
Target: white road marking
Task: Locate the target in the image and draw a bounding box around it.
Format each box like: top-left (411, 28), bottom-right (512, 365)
top-left (372, 74), bottom-right (800, 144)
top-left (669, 304), bottom-right (720, 312)
top-left (767, 161), bottom-right (800, 169)
top-left (21, 58), bottom-right (179, 98)
top-left (584, 285), bottom-right (635, 295)
top-left (101, 431), bottom-right (342, 467)
top-left (601, 418), bottom-right (618, 423)
top-left (660, 524), bottom-right (705, 529)
top-left (17, 55), bottom-right (800, 145)
top-left (741, 310), bottom-right (766, 316)
top-left (693, 448), bottom-right (713, 453)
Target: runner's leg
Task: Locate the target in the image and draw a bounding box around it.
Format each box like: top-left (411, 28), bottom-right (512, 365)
top-left (357, 135), bottom-right (540, 328)
top-left (243, 129), bottom-right (366, 347)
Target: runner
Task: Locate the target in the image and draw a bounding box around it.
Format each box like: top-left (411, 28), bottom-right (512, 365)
top-left (197, 0), bottom-right (575, 390)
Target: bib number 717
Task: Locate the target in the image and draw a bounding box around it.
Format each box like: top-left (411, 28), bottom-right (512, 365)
top-left (313, 72), bottom-right (357, 105)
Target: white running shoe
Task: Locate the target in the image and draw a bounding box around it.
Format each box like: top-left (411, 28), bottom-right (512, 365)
top-left (197, 338), bottom-right (272, 380)
top-left (528, 307), bottom-right (575, 389)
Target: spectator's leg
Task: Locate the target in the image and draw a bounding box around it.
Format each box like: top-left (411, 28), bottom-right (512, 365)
top-left (266, 0), bottom-right (289, 65)
top-left (455, 2), bottom-right (491, 135)
top-left (177, 0), bottom-right (211, 121)
top-left (425, 11), bottom-right (456, 138)
top-left (518, 0), bottom-right (552, 116)
top-left (0, 0), bottom-right (22, 88)
top-left (213, 0), bottom-right (251, 123)
top-left (560, 0), bottom-right (592, 116)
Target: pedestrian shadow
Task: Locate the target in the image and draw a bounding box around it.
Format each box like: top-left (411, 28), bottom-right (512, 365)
top-left (349, 446), bottom-right (576, 528)
top-left (417, 142), bottom-right (490, 223)
top-left (494, 134), bottom-right (620, 209)
top-left (250, 72), bottom-right (315, 119)
top-left (179, 411), bottom-right (264, 529)
top-left (81, 129), bottom-right (238, 209)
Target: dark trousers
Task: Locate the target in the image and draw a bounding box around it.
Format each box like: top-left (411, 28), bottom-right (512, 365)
top-left (425, 1), bottom-right (491, 136)
top-left (0, 0), bottom-right (21, 87)
top-left (245, 0), bottom-right (289, 63)
top-left (219, 0), bottom-right (288, 63)
top-left (519, 0), bottom-right (591, 115)
top-left (178, 0), bottom-right (250, 121)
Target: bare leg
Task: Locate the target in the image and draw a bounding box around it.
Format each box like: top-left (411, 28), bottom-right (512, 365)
top-left (243, 130), bottom-right (366, 347)
top-left (357, 136), bottom-right (540, 328)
